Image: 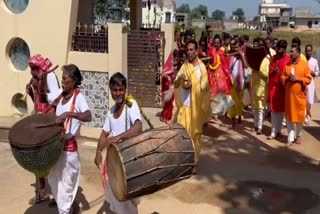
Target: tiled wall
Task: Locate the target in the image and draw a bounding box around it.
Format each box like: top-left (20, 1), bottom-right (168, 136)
top-left (80, 71), bottom-right (108, 128)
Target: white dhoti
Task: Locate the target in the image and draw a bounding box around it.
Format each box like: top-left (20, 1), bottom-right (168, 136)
top-left (307, 78), bottom-right (316, 105)
top-left (105, 180), bottom-right (139, 214)
top-left (48, 151), bottom-right (80, 214)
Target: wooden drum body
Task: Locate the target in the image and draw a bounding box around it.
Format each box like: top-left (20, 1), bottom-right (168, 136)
top-left (107, 124), bottom-right (196, 201)
top-left (9, 113), bottom-right (63, 177)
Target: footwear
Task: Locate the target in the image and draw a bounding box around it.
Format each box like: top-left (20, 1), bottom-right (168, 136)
top-left (28, 190), bottom-right (48, 205)
top-left (287, 141), bottom-right (293, 146)
top-left (256, 129), bottom-right (262, 135)
top-left (295, 136), bottom-right (302, 144)
top-left (267, 133), bottom-right (275, 140)
top-left (232, 117), bottom-right (236, 128)
top-left (237, 116), bottom-right (242, 124)
top-left (267, 135), bottom-right (274, 140)
top-left (48, 198), bottom-right (57, 208)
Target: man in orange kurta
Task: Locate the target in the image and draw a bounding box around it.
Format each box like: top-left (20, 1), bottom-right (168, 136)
top-left (280, 46), bottom-right (312, 145)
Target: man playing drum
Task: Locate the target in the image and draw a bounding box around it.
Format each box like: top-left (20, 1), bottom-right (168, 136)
top-left (26, 54), bottom-right (62, 205)
top-left (95, 72), bottom-right (142, 214)
top-left (48, 64), bottom-right (92, 214)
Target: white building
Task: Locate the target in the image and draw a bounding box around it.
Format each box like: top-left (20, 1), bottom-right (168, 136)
top-left (142, 0), bottom-right (175, 28)
top-left (259, 0), bottom-right (292, 28)
top-left (294, 7), bottom-right (320, 29)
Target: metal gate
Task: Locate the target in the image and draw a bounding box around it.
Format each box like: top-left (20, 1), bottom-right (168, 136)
top-left (127, 30), bottom-right (165, 107)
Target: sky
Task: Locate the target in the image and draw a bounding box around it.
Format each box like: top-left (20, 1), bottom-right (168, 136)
top-left (176, 0), bottom-right (320, 18)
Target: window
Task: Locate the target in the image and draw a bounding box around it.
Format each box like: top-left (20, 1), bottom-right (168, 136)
top-left (8, 38), bottom-right (30, 71)
top-left (4, 0), bottom-right (29, 14)
top-left (165, 12), bottom-right (171, 23)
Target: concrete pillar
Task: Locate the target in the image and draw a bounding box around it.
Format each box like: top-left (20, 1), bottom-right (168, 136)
top-left (130, 0), bottom-right (142, 30)
top-left (161, 23), bottom-right (175, 63)
top-left (107, 23), bottom-right (128, 108)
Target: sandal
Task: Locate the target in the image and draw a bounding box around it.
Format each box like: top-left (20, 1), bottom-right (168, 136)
top-left (48, 198), bottom-right (57, 208)
top-left (28, 190), bottom-right (48, 205)
top-left (295, 136), bottom-right (302, 144)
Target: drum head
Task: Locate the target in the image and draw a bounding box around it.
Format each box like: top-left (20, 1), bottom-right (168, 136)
top-left (9, 113), bottom-right (63, 148)
top-left (107, 144), bottom-right (127, 201)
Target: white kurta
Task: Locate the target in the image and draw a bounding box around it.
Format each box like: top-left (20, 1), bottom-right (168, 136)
top-left (307, 57), bottom-right (319, 105)
top-left (103, 100), bottom-right (141, 214)
top-left (48, 92), bottom-right (90, 214)
top-left (46, 72), bottom-right (63, 104)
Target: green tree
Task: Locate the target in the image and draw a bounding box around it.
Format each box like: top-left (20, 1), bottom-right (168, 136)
top-left (232, 8), bottom-right (245, 22)
top-left (191, 4), bottom-right (208, 19)
top-left (176, 3), bottom-right (191, 13)
top-left (94, 0), bottom-right (129, 24)
top-left (211, 9), bottom-right (225, 21)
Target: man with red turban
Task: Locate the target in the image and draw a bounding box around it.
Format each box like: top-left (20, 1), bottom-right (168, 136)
top-left (26, 54), bottom-right (62, 205)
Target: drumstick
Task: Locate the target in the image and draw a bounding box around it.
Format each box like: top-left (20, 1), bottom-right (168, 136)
top-left (45, 65), bottom-right (59, 75)
top-left (39, 65), bottom-right (59, 79)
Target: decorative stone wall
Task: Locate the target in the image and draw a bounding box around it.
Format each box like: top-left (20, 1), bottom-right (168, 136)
top-left (80, 71), bottom-right (108, 128)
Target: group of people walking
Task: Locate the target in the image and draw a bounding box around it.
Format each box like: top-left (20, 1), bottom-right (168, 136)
top-left (161, 28), bottom-right (318, 154)
top-left (23, 26), bottom-right (318, 214)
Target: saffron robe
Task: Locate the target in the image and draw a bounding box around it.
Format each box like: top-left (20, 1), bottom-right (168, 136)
top-left (281, 57), bottom-right (312, 123)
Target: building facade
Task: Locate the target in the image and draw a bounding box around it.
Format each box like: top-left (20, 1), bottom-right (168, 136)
top-left (0, 0), bottom-right (174, 135)
top-left (294, 7), bottom-right (320, 29)
top-left (259, 0), bottom-right (292, 28)
top-left (142, 0), bottom-right (175, 28)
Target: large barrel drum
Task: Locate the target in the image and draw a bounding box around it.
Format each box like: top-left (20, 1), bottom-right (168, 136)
top-left (107, 124), bottom-right (196, 201)
top-left (8, 113), bottom-right (64, 177)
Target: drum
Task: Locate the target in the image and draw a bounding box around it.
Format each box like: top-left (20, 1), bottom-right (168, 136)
top-left (244, 45), bottom-right (268, 71)
top-left (107, 124), bottom-right (196, 201)
top-left (8, 113), bottom-right (63, 177)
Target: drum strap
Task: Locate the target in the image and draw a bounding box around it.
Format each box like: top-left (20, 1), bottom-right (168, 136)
top-left (64, 88), bottom-right (80, 134)
top-left (125, 104), bottom-right (128, 132)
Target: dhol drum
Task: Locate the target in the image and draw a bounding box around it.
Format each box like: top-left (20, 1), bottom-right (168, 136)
top-left (107, 124), bottom-right (196, 201)
top-left (9, 113), bottom-right (63, 177)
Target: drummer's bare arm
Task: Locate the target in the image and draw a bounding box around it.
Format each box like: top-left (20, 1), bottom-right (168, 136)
top-left (56, 110), bottom-right (92, 125)
top-left (68, 110), bottom-right (92, 122)
top-left (94, 130), bottom-right (109, 167)
top-left (239, 52), bottom-right (249, 69)
top-left (112, 120), bottom-right (142, 143)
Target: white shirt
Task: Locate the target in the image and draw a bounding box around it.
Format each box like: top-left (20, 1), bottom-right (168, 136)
top-left (103, 100), bottom-right (142, 136)
top-left (103, 100), bottom-right (141, 214)
top-left (307, 57), bottom-right (319, 104)
top-left (47, 72), bottom-right (62, 104)
top-left (180, 65), bottom-right (201, 107)
top-left (56, 92), bottom-right (90, 139)
top-left (230, 58), bottom-right (240, 80)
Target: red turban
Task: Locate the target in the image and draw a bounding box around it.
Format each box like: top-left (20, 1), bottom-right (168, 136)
top-left (29, 54), bottom-right (52, 73)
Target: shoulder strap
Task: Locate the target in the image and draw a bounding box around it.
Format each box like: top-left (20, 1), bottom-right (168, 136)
top-left (64, 88), bottom-right (81, 132)
top-left (125, 104), bottom-right (128, 132)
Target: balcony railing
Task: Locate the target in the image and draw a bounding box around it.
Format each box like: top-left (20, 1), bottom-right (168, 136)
top-left (71, 23), bottom-right (108, 53)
